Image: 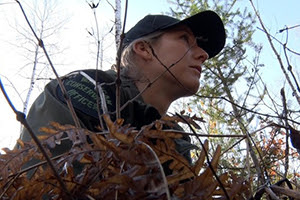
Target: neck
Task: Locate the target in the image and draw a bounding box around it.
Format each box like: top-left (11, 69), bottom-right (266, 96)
top-left (135, 78), bottom-right (180, 116)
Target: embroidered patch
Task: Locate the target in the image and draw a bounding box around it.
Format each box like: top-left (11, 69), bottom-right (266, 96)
top-left (56, 72), bottom-right (115, 119)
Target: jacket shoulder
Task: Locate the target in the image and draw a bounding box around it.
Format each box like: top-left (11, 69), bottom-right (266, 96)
top-left (55, 69), bottom-right (117, 120)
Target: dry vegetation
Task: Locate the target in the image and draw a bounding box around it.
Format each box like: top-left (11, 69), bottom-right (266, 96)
top-left (0, 115), bottom-right (252, 199)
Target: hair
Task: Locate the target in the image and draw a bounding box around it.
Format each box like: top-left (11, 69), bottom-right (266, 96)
top-left (120, 30), bottom-right (164, 79)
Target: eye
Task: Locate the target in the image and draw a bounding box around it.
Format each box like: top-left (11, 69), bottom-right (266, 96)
top-left (180, 34), bottom-right (190, 44)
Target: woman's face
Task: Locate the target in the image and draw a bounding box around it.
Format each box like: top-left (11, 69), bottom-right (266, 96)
top-left (149, 25), bottom-right (209, 96)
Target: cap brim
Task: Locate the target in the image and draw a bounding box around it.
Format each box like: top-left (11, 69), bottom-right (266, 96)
top-left (166, 11), bottom-right (226, 58)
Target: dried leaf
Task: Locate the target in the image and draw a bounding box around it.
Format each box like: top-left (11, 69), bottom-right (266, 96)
top-left (16, 139), bottom-right (25, 148)
top-left (0, 117), bottom-right (250, 200)
top-left (103, 114), bottom-right (134, 144)
top-left (192, 140), bottom-right (208, 175)
top-left (39, 126), bottom-right (58, 135)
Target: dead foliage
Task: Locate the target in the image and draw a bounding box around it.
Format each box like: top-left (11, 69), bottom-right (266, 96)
top-left (0, 114), bottom-right (252, 199)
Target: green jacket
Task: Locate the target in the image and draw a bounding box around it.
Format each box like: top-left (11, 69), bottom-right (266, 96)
top-left (20, 69), bottom-right (196, 172)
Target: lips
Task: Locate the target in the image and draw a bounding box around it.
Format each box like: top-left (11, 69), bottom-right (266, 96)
top-left (190, 65), bottom-right (202, 74)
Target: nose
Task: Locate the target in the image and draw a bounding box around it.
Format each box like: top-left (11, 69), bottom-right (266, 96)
top-left (193, 45), bottom-right (209, 63)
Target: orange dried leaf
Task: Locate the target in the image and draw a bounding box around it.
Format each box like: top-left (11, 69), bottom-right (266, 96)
top-left (144, 129), bottom-right (183, 139)
top-left (39, 127), bottom-right (58, 134)
top-left (167, 170), bottom-right (194, 185)
top-left (103, 114), bottom-right (134, 144)
top-left (37, 135), bottom-right (50, 141)
top-left (49, 121), bottom-right (75, 131)
top-left (16, 139), bottom-right (25, 148)
top-left (193, 140), bottom-right (208, 175)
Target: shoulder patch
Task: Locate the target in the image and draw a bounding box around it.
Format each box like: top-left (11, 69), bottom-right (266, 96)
top-left (56, 71), bottom-right (116, 119)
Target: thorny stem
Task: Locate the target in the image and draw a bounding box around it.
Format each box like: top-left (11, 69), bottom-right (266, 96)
top-left (279, 24), bottom-right (300, 33)
top-left (176, 113), bottom-right (230, 200)
top-left (238, 59), bottom-right (260, 118)
top-left (87, 1), bottom-right (116, 129)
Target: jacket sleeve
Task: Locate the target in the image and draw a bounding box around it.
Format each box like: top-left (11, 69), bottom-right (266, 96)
top-left (20, 70), bottom-right (117, 143)
top-left (20, 80), bottom-right (76, 143)
top-left (18, 70), bottom-right (116, 175)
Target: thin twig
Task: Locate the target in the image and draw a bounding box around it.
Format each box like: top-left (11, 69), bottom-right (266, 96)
top-left (282, 31), bottom-right (300, 94)
top-left (271, 184), bottom-right (300, 199)
top-left (137, 141), bottom-right (171, 200)
top-left (237, 116), bottom-right (268, 185)
top-left (256, 26), bottom-right (300, 57)
top-left (0, 170), bottom-right (22, 199)
top-left (264, 186), bottom-right (280, 200)
top-left (109, 32), bottom-right (299, 127)
top-left (221, 122), bottom-right (278, 156)
top-left (279, 24), bottom-right (300, 33)
top-left (0, 77), bottom-right (72, 198)
top-left (15, 0), bottom-right (81, 128)
top-left (79, 71), bottom-right (109, 114)
top-left (281, 88), bottom-right (289, 178)
top-left (249, 0), bottom-right (300, 106)
top-left (195, 94), bottom-right (300, 126)
top-left (91, 1), bottom-right (105, 129)
top-left (175, 113), bottom-right (230, 200)
top-left (84, 0), bottom-right (106, 129)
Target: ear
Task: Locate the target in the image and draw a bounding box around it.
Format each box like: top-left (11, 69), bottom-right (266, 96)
top-left (132, 41), bottom-right (153, 61)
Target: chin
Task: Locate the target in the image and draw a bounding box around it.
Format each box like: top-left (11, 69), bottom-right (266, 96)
top-left (190, 82), bottom-right (200, 94)
top-left (176, 80), bottom-right (199, 97)
top-left (183, 85), bottom-right (199, 97)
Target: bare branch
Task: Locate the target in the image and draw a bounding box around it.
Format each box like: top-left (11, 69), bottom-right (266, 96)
top-left (115, 0), bottom-right (128, 119)
top-left (249, 0), bottom-right (300, 106)
top-left (15, 0), bottom-right (81, 128)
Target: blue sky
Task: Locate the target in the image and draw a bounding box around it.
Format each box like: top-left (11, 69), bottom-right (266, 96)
top-left (0, 0), bottom-right (299, 149)
top-left (250, 0), bottom-right (300, 82)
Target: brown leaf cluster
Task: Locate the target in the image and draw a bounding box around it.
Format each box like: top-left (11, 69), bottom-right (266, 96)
top-left (0, 114), bottom-right (250, 199)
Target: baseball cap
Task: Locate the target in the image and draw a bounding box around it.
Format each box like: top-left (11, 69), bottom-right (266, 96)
top-left (123, 10), bottom-right (226, 58)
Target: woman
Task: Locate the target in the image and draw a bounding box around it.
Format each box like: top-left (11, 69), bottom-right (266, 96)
top-left (19, 10), bottom-right (225, 169)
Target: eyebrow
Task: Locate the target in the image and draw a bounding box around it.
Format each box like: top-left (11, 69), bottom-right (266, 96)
top-left (167, 25), bottom-right (194, 35)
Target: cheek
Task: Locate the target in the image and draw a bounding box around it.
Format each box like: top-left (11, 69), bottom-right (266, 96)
top-left (156, 44), bottom-right (187, 66)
